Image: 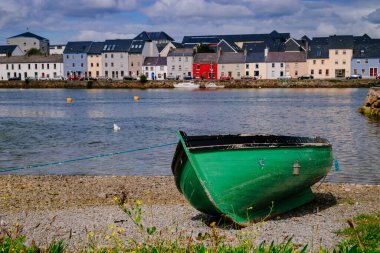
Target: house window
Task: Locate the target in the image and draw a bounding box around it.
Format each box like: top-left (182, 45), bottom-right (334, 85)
top-left (179, 57), bottom-right (181, 62)
top-left (354, 69), bottom-right (358, 75)
top-left (105, 54), bottom-right (108, 58)
top-left (343, 50), bottom-right (346, 55)
top-left (365, 59), bottom-right (368, 63)
top-left (150, 67), bottom-right (153, 71)
top-left (280, 63), bottom-right (283, 68)
top-left (179, 65), bottom-right (182, 71)
top-left (321, 60), bottom-right (325, 65)
top-left (105, 63), bottom-right (108, 67)
top-left (319, 69), bottom-right (322, 75)
top-left (196, 64), bottom-right (200, 70)
top-left (18, 64), bottom-right (21, 70)
top-left (42, 64), bottom-right (44, 69)
top-left (311, 69), bottom-right (314, 75)
top-left (6, 64), bottom-right (8, 70)
top-left (326, 69), bottom-right (329, 76)
top-left (72, 63), bottom-right (75, 67)
top-left (111, 54), bottom-right (113, 58)
top-left (335, 69), bottom-right (344, 78)
top-left (81, 55), bottom-right (83, 59)
top-left (343, 60), bottom-right (346, 64)
top-left (335, 60), bottom-right (338, 65)
top-left (237, 72), bottom-right (240, 77)
top-left (356, 60), bottom-right (361, 63)
top-left (272, 63), bottom-right (275, 68)
top-left (11, 64), bottom-right (14, 70)
top-left (145, 67), bottom-right (149, 71)
top-left (246, 71), bottom-right (249, 76)
top-left (47, 64), bottom-right (49, 69)
top-left (66, 55), bottom-right (69, 59)
top-left (313, 60), bottom-right (316, 65)
top-left (335, 50), bottom-right (338, 55)
top-left (91, 63), bottom-right (93, 67)
top-left (131, 62), bottom-right (134, 67)
top-left (96, 71), bottom-right (99, 77)
top-left (81, 63), bottom-right (84, 67)
top-left (280, 71), bottom-right (284, 76)
top-left (255, 64), bottom-right (259, 69)
top-left (28, 64), bottom-right (30, 70)
top-left (97, 63), bottom-right (99, 67)
top-left (35, 64), bottom-right (38, 69)
top-left (111, 63), bottom-right (114, 67)
top-left (295, 70), bottom-right (298, 76)
top-left (246, 64), bottom-right (249, 69)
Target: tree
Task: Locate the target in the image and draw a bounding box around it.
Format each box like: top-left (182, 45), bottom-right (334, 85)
top-left (26, 48), bottom-right (43, 56)
top-left (196, 44), bottom-right (214, 53)
top-left (139, 74), bottom-right (147, 83)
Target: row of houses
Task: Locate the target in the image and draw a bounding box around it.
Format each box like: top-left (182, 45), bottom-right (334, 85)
top-left (1, 31), bottom-right (380, 81)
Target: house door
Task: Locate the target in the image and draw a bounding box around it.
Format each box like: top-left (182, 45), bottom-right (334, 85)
top-left (370, 68), bottom-right (378, 77)
top-left (164, 73), bottom-right (166, 79)
top-left (151, 72), bottom-right (155, 80)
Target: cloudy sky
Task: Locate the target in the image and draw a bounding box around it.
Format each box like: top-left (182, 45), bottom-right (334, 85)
top-left (0, 0), bottom-right (379, 44)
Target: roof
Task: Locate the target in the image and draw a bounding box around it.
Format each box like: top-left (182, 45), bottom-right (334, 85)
top-left (285, 38), bottom-right (304, 52)
top-left (0, 45), bottom-right (19, 54)
top-left (63, 41), bottom-right (93, 54)
top-left (218, 52), bottom-right (245, 64)
top-left (353, 41), bottom-right (380, 58)
top-left (328, 35), bottom-right (354, 49)
top-left (218, 40), bottom-right (242, 53)
top-left (128, 40), bottom-right (145, 54)
top-left (143, 57), bottom-right (167, 66)
top-left (8, 32), bottom-right (48, 41)
top-left (102, 39), bottom-right (133, 52)
top-left (0, 55), bottom-right (63, 64)
top-left (245, 52), bottom-right (265, 63)
top-left (134, 31), bottom-right (174, 42)
top-left (182, 30), bottom-right (290, 44)
top-left (193, 53), bottom-right (218, 64)
top-left (87, 42), bottom-right (104, 54)
top-left (167, 48), bottom-right (193, 57)
top-left (156, 43), bottom-right (169, 53)
top-left (242, 42), bottom-right (267, 53)
top-left (266, 52), bottom-right (306, 62)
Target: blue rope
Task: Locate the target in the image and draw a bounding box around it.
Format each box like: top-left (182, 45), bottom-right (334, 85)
top-left (0, 142), bottom-right (178, 173)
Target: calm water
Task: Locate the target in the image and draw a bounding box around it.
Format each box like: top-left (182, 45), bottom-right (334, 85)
top-left (0, 88), bottom-right (379, 184)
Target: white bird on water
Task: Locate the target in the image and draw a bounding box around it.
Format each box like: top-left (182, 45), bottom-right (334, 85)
top-left (113, 123), bottom-right (120, 132)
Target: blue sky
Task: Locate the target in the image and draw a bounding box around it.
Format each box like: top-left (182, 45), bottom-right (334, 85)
top-left (0, 0), bottom-right (379, 44)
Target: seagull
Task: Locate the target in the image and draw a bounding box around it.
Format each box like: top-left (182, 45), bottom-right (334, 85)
top-left (113, 123), bottom-right (120, 132)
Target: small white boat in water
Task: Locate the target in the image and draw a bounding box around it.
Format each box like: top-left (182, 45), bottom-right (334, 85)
top-left (173, 81), bottom-right (200, 89)
top-left (205, 82), bottom-right (224, 88)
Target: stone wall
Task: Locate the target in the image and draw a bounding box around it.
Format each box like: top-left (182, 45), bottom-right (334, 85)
top-left (0, 79), bottom-right (377, 89)
top-left (357, 87), bottom-right (380, 118)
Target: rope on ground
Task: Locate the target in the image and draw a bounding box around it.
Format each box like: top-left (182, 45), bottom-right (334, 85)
top-left (0, 142), bottom-right (178, 173)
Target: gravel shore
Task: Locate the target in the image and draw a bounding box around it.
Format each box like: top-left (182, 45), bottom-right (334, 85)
top-left (0, 176), bottom-right (379, 250)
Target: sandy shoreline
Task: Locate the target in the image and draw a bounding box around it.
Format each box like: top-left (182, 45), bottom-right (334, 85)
top-left (1, 176), bottom-right (379, 250)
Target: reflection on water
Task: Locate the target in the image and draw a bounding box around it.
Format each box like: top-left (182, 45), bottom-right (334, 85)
top-left (0, 88), bottom-right (379, 184)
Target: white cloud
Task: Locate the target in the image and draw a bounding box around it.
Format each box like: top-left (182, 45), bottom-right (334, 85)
top-left (74, 30), bottom-right (136, 41)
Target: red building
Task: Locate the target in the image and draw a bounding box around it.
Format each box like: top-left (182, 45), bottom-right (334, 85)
top-left (193, 53), bottom-right (218, 80)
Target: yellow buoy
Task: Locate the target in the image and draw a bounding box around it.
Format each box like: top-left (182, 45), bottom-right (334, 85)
top-left (133, 96), bottom-right (140, 101)
top-left (66, 97), bottom-right (73, 103)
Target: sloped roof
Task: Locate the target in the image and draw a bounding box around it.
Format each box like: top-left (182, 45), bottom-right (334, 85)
top-left (0, 55), bottom-right (63, 63)
top-left (172, 42), bottom-right (184, 48)
top-left (102, 39), bottom-right (133, 52)
top-left (0, 45), bottom-right (19, 54)
top-left (143, 57), bottom-right (167, 66)
top-left (87, 42), bottom-right (104, 54)
top-left (182, 31), bottom-right (290, 44)
top-left (266, 52), bottom-right (306, 62)
top-left (218, 52), bottom-right (245, 64)
top-left (167, 48), bottom-right (193, 57)
top-left (353, 41), bottom-right (380, 58)
top-left (242, 42), bottom-right (267, 53)
top-left (285, 38), bottom-right (304, 52)
top-left (193, 53), bottom-right (218, 64)
top-left (63, 41), bottom-right (93, 54)
top-left (156, 43), bottom-right (169, 53)
top-left (8, 32), bottom-right (48, 41)
top-left (134, 31), bottom-right (174, 42)
top-left (129, 40), bottom-right (145, 54)
top-left (245, 52), bottom-right (265, 63)
top-left (218, 40), bottom-right (242, 53)
top-left (328, 35), bottom-right (353, 49)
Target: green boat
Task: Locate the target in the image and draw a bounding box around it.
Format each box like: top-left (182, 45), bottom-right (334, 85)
top-left (171, 131), bottom-right (333, 226)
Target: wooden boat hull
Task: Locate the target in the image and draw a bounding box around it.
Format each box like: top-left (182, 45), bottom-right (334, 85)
top-left (171, 131), bottom-right (333, 226)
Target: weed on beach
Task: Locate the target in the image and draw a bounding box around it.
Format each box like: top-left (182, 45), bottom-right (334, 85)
top-left (1, 201), bottom-right (377, 252)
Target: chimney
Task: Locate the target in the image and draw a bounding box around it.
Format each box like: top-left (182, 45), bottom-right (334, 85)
top-left (264, 47), bottom-right (269, 57)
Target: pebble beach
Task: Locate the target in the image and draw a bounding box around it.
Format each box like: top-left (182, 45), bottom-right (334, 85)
top-left (0, 175), bottom-right (379, 250)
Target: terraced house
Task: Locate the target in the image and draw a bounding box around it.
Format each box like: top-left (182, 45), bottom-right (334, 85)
top-left (87, 42), bottom-right (104, 78)
top-left (351, 35), bottom-right (380, 78)
top-left (167, 48), bottom-right (193, 79)
top-left (63, 41), bottom-right (92, 79)
top-left (102, 39), bottom-right (132, 80)
top-left (0, 55), bottom-right (63, 80)
top-left (218, 52), bottom-right (245, 79)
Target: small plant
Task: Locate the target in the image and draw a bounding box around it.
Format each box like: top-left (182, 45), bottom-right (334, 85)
top-left (139, 74), bottom-right (147, 83)
top-left (338, 212), bottom-right (380, 252)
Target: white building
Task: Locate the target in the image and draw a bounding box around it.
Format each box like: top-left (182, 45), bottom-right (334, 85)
top-left (167, 48), bottom-right (193, 79)
top-left (49, 44), bottom-right (66, 55)
top-left (142, 57), bottom-right (167, 80)
top-left (0, 55), bottom-right (63, 80)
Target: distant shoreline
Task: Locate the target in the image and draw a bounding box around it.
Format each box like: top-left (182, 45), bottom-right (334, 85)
top-left (0, 79), bottom-right (376, 89)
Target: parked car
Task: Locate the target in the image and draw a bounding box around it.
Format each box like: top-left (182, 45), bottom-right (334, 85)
top-left (183, 76), bottom-right (193, 80)
top-left (241, 75), bottom-right (256, 80)
top-left (50, 76), bottom-right (65, 81)
top-left (220, 75), bottom-right (234, 80)
top-left (98, 76), bottom-right (112, 81)
top-left (298, 74), bottom-right (314, 80)
top-left (278, 75), bottom-right (292, 80)
top-left (123, 76), bottom-right (137, 80)
top-left (68, 76), bottom-right (80, 81)
top-left (346, 74), bottom-right (362, 79)
top-left (38, 77), bottom-right (49, 81)
top-left (8, 77), bottom-right (21, 81)
top-left (167, 75), bottom-right (176, 80)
